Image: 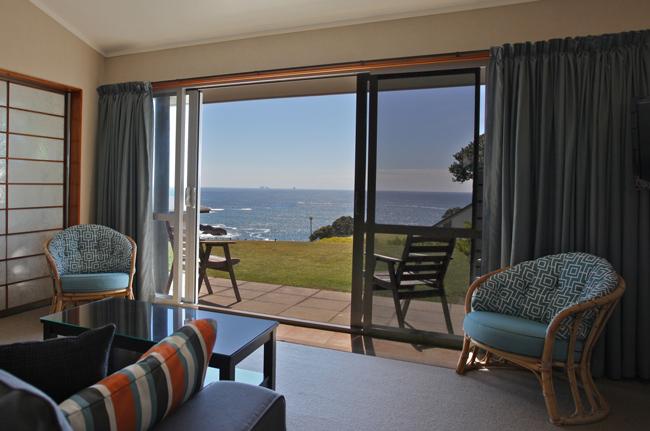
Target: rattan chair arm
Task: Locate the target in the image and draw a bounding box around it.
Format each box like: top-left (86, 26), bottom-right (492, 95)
top-left (43, 238), bottom-right (61, 280)
top-left (463, 267), bottom-right (509, 314)
top-left (541, 276), bottom-right (626, 367)
top-left (126, 235), bottom-right (137, 299)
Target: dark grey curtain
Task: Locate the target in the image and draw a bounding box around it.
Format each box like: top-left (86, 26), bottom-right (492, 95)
top-left (484, 31), bottom-right (650, 379)
top-left (95, 82), bottom-right (155, 301)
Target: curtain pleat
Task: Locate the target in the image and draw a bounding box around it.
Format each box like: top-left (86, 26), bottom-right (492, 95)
top-left (484, 31), bottom-right (650, 379)
top-left (95, 82), bottom-right (155, 301)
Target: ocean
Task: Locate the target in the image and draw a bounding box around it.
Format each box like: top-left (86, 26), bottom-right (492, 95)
top-left (199, 188), bottom-right (472, 241)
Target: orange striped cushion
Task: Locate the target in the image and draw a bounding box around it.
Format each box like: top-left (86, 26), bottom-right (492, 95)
top-left (60, 319), bottom-right (217, 431)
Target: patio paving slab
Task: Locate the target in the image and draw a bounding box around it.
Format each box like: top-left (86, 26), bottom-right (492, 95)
top-left (299, 297), bottom-right (349, 312)
top-left (274, 286), bottom-right (318, 296)
top-left (329, 312), bottom-right (351, 326)
top-left (312, 290), bottom-right (352, 301)
top-left (208, 278), bottom-right (248, 288)
top-left (236, 281), bottom-right (281, 292)
top-left (279, 306), bottom-right (340, 322)
top-left (230, 300), bottom-right (292, 315)
top-left (253, 291), bottom-right (309, 306)
top-left (217, 287), bottom-right (266, 300)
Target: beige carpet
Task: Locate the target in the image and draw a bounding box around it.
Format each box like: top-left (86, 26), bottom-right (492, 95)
top-left (1, 307), bottom-right (649, 430)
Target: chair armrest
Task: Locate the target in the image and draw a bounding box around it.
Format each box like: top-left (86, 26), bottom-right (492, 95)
top-left (542, 276), bottom-right (625, 366)
top-left (373, 254), bottom-right (403, 264)
top-left (462, 267), bottom-right (509, 314)
top-left (43, 239), bottom-right (61, 280)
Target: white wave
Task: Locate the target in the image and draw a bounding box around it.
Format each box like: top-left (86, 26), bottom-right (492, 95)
top-left (210, 208), bottom-right (224, 211)
top-left (238, 208), bottom-right (253, 211)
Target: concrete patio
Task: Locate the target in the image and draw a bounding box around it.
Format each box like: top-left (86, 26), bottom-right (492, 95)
top-left (198, 277), bottom-right (465, 335)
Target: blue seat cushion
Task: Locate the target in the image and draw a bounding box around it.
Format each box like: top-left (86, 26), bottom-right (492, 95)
top-left (464, 311), bottom-right (583, 362)
top-left (60, 273), bottom-right (130, 293)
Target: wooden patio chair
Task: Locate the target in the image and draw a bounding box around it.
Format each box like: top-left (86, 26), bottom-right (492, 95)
top-left (372, 234), bottom-right (456, 333)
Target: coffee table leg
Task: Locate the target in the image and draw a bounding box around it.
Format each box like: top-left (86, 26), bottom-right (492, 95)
top-left (263, 329), bottom-right (276, 390)
top-left (219, 359), bottom-right (236, 382)
top-left (43, 323), bottom-right (56, 340)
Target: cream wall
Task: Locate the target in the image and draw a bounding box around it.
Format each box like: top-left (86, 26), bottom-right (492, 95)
top-left (103, 0), bottom-right (650, 84)
top-left (0, 0), bottom-right (103, 224)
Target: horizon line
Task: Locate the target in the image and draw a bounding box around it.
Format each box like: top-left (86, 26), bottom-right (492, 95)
top-left (200, 186), bottom-right (472, 193)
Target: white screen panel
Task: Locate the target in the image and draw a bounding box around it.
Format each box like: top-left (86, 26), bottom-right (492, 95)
top-left (0, 81), bottom-right (6, 106)
top-left (0, 186), bottom-right (5, 209)
top-left (9, 185), bottom-right (62, 208)
top-left (0, 160), bottom-right (5, 183)
top-left (8, 277), bottom-right (51, 308)
top-left (0, 134), bottom-right (5, 157)
top-left (0, 107), bottom-right (5, 132)
top-left (7, 255), bottom-right (48, 283)
top-left (0, 236), bottom-right (5, 259)
top-left (8, 160), bottom-right (62, 183)
top-left (9, 109), bottom-right (64, 139)
top-left (9, 83), bottom-right (65, 116)
top-left (8, 208), bottom-right (62, 233)
top-left (9, 134), bottom-right (63, 161)
top-left (7, 230), bottom-right (57, 259)
top-left (0, 262), bottom-right (4, 285)
top-left (0, 210), bottom-right (5, 232)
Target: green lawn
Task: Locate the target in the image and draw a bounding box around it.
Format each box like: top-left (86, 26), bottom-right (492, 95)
top-left (209, 236), bottom-right (470, 304)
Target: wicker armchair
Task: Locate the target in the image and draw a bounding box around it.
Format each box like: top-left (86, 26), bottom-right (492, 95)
top-left (44, 224), bottom-right (137, 312)
top-left (456, 252), bottom-right (625, 425)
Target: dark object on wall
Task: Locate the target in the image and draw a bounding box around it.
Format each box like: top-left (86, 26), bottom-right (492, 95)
top-left (633, 97), bottom-right (650, 189)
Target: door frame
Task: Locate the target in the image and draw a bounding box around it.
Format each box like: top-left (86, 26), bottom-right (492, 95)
top-left (352, 68), bottom-right (482, 346)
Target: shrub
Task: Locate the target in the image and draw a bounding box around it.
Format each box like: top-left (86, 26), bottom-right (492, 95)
top-left (310, 216), bottom-right (353, 241)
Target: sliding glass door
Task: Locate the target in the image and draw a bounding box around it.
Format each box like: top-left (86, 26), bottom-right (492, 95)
top-left (152, 89), bottom-right (202, 304)
top-left (151, 68), bottom-right (483, 348)
top-left (353, 69), bottom-right (482, 345)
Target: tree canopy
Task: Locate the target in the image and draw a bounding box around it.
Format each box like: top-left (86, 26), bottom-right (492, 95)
top-left (448, 133), bottom-right (485, 183)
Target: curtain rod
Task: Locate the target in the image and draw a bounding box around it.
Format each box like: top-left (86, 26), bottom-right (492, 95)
top-left (151, 50), bottom-right (490, 91)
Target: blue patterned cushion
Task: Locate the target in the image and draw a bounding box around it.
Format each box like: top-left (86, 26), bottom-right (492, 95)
top-left (48, 225), bottom-right (133, 276)
top-left (472, 253), bottom-right (618, 339)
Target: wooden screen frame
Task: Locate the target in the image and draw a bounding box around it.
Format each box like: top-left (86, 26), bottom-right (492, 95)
top-left (0, 68), bottom-right (82, 226)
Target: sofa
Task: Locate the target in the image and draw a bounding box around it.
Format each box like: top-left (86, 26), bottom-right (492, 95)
top-left (0, 321), bottom-right (286, 431)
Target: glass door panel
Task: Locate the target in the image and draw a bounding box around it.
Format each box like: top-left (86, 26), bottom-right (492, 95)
top-left (152, 90), bottom-right (201, 304)
top-left (360, 70), bottom-right (481, 342)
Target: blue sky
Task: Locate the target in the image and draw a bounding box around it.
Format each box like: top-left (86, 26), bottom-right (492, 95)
top-left (200, 85), bottom-right (484, 192)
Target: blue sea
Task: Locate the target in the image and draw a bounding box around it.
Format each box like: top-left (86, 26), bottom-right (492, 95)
top-left (199, 188), bottom-right (471, 241)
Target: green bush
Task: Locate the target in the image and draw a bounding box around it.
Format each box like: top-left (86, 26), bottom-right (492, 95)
top-left (310, 216), bottom-right (353, 241)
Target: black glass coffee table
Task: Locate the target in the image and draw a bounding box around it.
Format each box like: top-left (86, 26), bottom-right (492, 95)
top-left (40, 298), bottom-right (278, 389)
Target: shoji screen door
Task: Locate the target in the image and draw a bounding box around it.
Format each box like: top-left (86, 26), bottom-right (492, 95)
top-left (0, 80), bottom-right (66, 312)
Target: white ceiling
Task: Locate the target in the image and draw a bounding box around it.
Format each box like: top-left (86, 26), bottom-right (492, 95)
top-left (31, 0), bottom-right (536, 57)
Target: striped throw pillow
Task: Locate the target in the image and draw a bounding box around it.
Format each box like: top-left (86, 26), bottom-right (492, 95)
top-left (59, 319), bottom-right (217, 431)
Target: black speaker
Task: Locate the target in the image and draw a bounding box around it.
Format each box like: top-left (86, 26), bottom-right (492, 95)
top-left (633, 97), bottom-right (650, 190)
